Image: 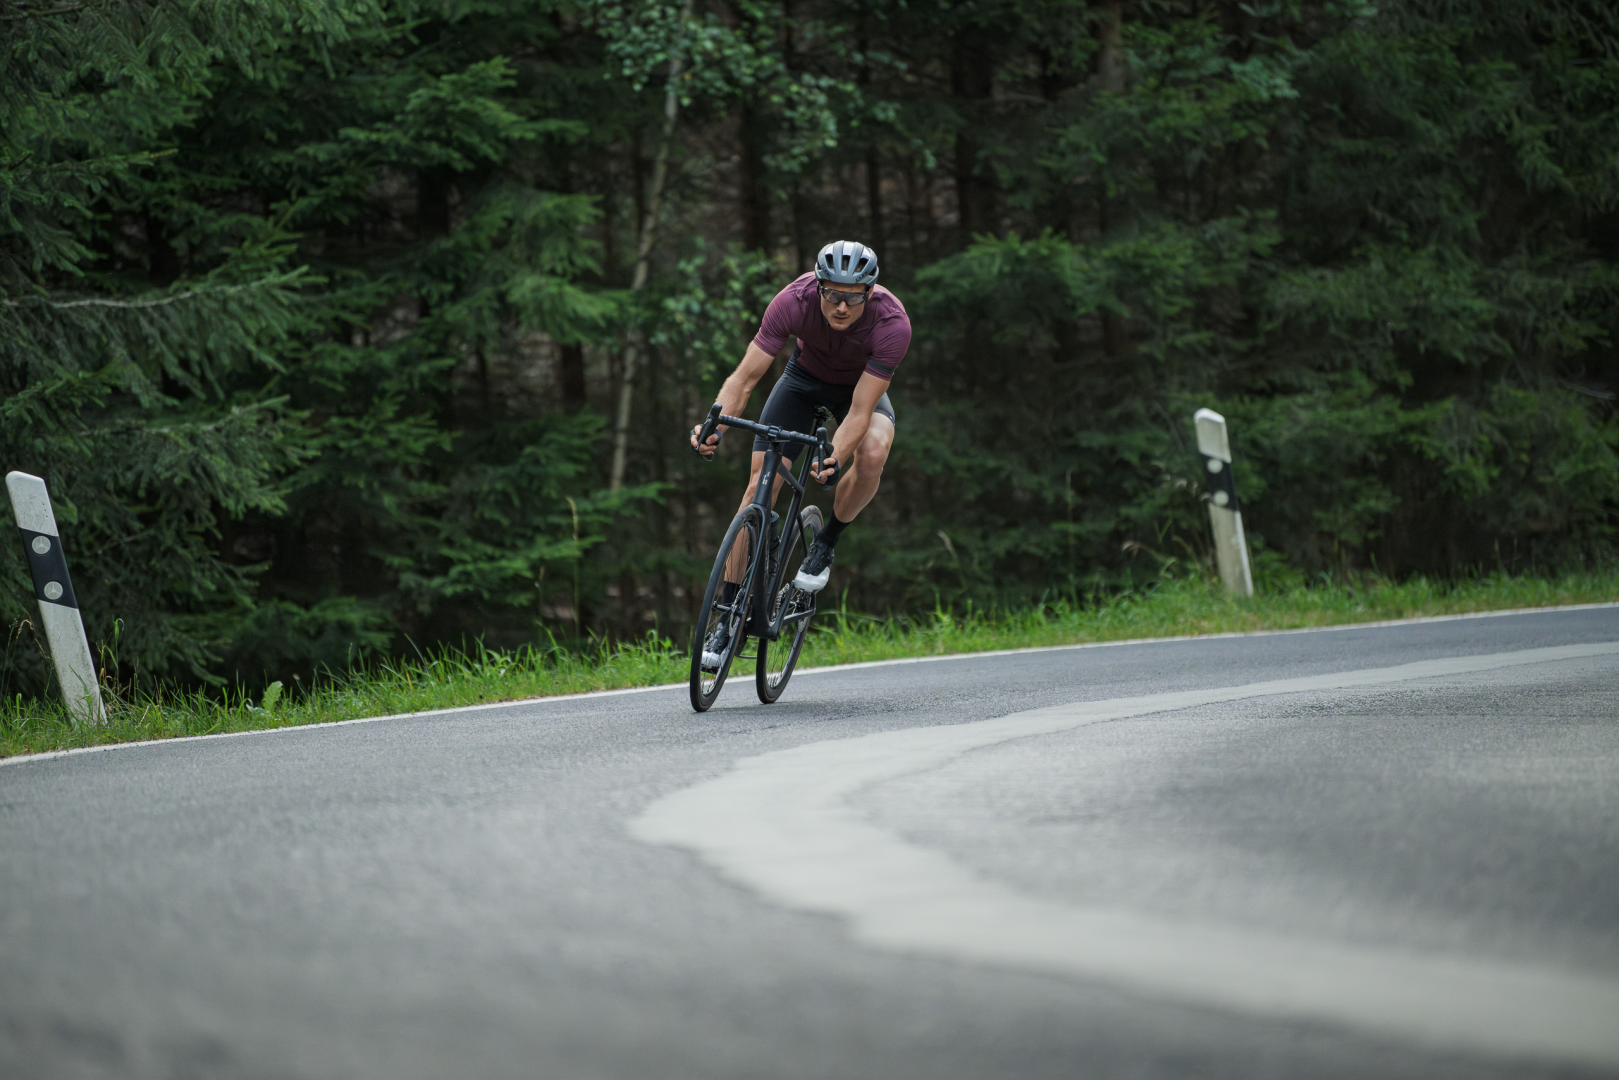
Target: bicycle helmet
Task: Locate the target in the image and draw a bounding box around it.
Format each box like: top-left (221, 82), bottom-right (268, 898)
top-left (814, 240), bottom-right (880, 287)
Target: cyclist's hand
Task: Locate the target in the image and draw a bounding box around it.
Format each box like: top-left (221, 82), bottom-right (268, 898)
top-left (813, 453), bottom-right (840, 486)
top-left (690, 424), bottom-right (722, 459)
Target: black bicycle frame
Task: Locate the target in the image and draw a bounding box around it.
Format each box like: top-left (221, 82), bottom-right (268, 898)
top-left (698, 404), bottom-right (833, 643)
top-left (748, 440), bottom-right (808, 641)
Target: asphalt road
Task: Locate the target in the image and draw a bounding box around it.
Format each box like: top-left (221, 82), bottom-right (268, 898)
top-left (2, 607), bottom-right (1616, 1080)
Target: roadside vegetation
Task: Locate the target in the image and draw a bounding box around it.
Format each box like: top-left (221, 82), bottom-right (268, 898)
top-left (4, 571), bottom-right (1613, 759)
top-left (6, 1), bottom-right (1619, 711)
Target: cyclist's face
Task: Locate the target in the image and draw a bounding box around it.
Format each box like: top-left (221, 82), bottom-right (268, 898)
top-left (818, 283), bottom-right (870, 329)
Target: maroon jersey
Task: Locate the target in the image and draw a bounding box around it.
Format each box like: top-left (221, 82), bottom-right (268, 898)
top-left (751, 272), bottom-right (912, 386)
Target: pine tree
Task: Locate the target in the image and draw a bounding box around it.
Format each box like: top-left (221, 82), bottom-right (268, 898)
top-left (1, 1), bottom-right (645, 694)
top-left (844, 0), bottom-right (1619, 598)
top-left (0, 1), bottom-right (377, 690)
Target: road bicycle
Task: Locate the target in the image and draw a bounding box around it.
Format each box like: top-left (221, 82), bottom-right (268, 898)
top-left (689, 402), bottom-right (834, 712)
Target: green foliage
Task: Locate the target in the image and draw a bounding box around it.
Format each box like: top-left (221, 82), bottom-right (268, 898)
top-left (867, 0), bottom-right (1619, 607)
top-left (1, 0), bottom-right (639, 697)
top-left (4, 0), bottom-right (1619, 711)
top-left (648, 240), bottom-right (780, 383)
top-left (589, 0), bottom-right (846, 171)
top-left (0, 1), bottom-right (379, 690)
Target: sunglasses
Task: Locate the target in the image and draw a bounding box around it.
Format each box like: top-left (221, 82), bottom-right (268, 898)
top-left (818, 284), bottom-right (869, 308)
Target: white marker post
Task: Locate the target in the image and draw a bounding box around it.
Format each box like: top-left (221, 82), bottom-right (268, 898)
top-left (6, 472), bottom-right (106, 725)
top-left (1193, 409), bottom-right (1254, 597)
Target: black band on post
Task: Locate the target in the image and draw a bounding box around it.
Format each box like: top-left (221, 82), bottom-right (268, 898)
top-left (1200, 454), bottom-right (1239, 511)
top-left (19, 528), bottom-right (79, 608)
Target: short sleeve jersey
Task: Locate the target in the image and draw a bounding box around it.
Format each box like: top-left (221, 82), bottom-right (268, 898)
top-left (751, 273), bottom-right (912, 386)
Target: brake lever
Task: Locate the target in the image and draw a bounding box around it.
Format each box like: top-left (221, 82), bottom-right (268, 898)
top-left (813, 426), bottom-right (839, 489)
top-left (694, 402), bottom-right (723, 459)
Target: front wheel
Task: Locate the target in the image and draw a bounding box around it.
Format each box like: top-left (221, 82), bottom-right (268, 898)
top-left (757, 506), bottom-right (821, 703)
top-left (690, 506), bottom-right (763, 712)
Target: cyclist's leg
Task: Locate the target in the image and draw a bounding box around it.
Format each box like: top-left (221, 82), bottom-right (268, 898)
top-left (725, 451), bottom-right (772, 584)
top-left (791, 391), bottom-right (890, 592)
top-left (832, 393), bottom-right (895, 523)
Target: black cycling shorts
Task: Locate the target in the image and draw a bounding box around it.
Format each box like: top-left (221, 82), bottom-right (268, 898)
top-left (751, 357), bottom-right (895, 460)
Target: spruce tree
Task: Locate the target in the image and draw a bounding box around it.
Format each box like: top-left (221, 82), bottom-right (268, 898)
top-left (0, 1), bottom-right (376, 690)
top-left (1, 1), bottom-right (642, 694)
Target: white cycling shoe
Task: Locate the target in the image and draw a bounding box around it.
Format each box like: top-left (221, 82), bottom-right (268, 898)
top-left (793, 536), bottom-right (836, 593)
top-left (700, 622), bottom-right (731, 669)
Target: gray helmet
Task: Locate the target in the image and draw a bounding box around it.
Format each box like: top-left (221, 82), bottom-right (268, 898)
top-left (814, 240), bottom-right (879, 287)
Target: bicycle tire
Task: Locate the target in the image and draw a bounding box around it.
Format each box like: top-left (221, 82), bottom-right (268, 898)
top-left (756, 506), bottom-right (821, 703)
top-left (690, 506), bottom-right (764, 712)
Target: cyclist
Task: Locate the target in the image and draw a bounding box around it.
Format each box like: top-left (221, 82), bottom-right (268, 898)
top-left (689, 240), bottom-right (910, 662)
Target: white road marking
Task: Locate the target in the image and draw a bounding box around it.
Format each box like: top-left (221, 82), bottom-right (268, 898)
top-left (0, 680), bottom-right (691, 770)
top-left (3, 602), bottom-right (1612, 769)
top-left (632, 642), bottom-right (1619, 1067)
top-left (791, 600), bottom-right (1619, 677)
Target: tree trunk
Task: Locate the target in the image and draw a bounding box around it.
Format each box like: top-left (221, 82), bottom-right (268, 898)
top-left (1093, 0), bottom-right (1130, 358)
top-left (866, 145), bottom-right (884, 250)
top-left (418, 164), bottom-right (451, 235)
top-left (739, 100), bottom-right (771, 252)
top-left (951, 30), bottom-right (995, 242)
top-left (559, 342), bottom-right (587, 410)
top-left (609, 0), bottom-right (693, 492)
top-left (905, 162), bottom-right (921, 262)
top-left (859, 23), bottom-right (883, 251)
top-left (1094, 0), bottom-right (1126, 94)
top-left (145, 216), bottom-right (180, 286)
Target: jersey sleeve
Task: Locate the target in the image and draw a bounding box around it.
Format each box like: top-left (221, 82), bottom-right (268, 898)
top-left (751, 280), bottom-right (802, 357)
top-left (863, 311), bottom-right (912, 381)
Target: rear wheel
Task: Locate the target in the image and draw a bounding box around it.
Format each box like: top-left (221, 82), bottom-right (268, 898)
top-left (690, 507), bottom-right (763, 712)
top-left (757, 506), bottom-right (821, 703)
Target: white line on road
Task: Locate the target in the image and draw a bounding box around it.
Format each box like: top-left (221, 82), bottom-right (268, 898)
top-left (2, 602), bottom-right (1612, 770)
top-left (632, 641), bottom-right (1619, 1067)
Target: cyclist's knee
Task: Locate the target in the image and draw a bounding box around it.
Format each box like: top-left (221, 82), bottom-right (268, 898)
top-left (855, 438), bottom-right (890, 475)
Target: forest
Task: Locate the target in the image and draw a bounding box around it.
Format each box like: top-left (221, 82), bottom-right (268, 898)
top-left (2, 0), bottom-right (1617, 695)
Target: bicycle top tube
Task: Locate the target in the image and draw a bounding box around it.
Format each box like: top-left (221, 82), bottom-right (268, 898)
top-left (715, 414), bottom-right (821, 447)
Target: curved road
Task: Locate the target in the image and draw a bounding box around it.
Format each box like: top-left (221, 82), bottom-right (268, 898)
top-left (2, 607), bottom-right (1617, 1079)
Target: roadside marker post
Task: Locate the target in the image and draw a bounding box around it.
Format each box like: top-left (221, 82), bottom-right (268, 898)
top-left (1193, 409), bottom-right (1254, 597)
top-left (5, 472), bottom-right (106, 725)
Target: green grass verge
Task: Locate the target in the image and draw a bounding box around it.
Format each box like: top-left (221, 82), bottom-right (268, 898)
top-left (3, 570), bottom-right (1615, 759)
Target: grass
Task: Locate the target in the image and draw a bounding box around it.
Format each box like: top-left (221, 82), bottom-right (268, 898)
top-left (3, 569), bottom-right (1615, 760)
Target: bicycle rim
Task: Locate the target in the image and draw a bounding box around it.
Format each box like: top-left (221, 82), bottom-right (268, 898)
top-left (757, 506), bottom-right (821, 703)
top-left (690, 507), bottom-right (762, 712)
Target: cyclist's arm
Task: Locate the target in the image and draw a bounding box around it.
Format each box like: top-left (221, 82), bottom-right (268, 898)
top-left (716, 342), bottom-right (777, 422)
top-left (818, 372), bottom-right (887, 482)
top-left (692, 342), bottom-right (776, 454)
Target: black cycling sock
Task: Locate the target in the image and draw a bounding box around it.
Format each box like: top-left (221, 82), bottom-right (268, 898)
top-left (721, 581), bottom-right (740, 605)
top-left (820, 514), bottom-right (852, 548)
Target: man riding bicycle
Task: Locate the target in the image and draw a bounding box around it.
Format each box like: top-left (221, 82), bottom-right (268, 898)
top-left (688, 240), bottom-right (910, 660)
